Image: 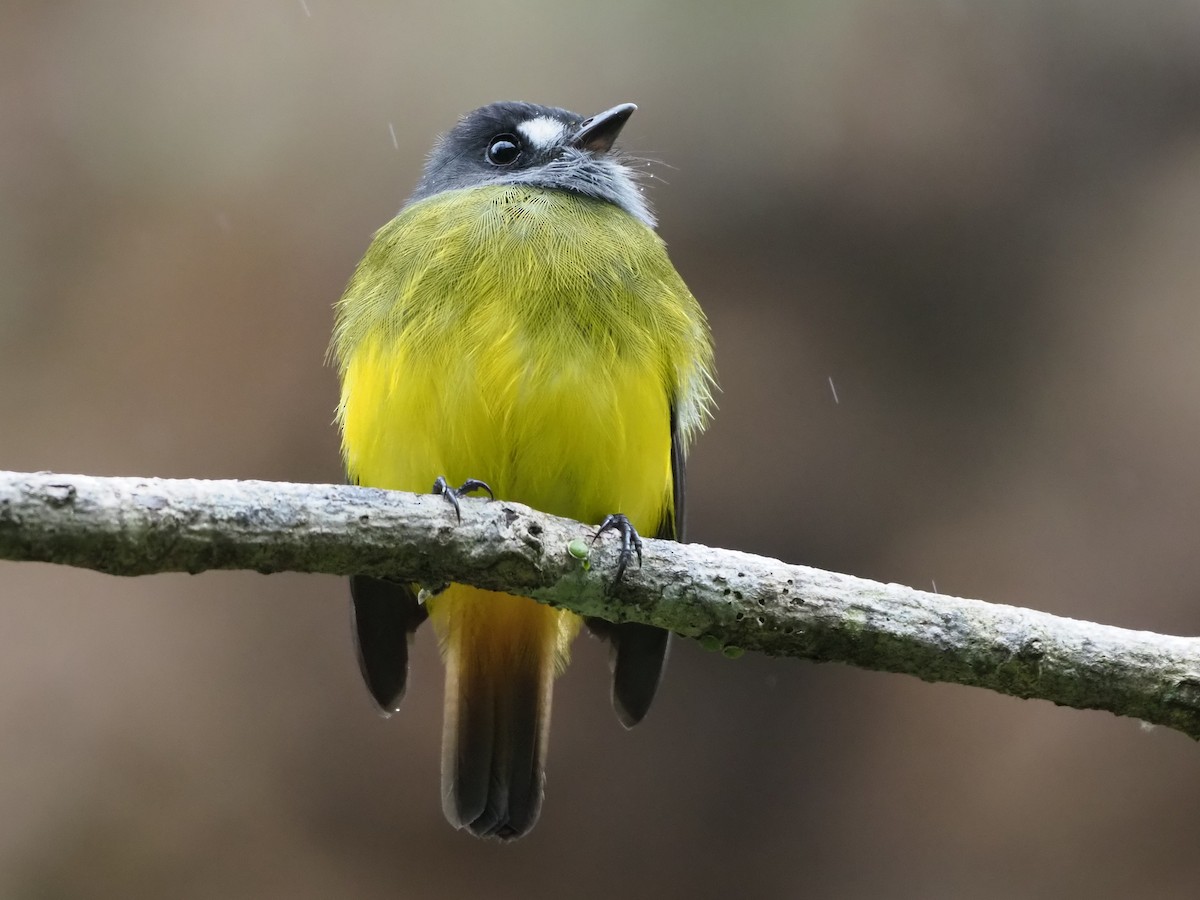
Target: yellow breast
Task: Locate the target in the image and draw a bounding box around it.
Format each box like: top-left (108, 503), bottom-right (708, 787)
top-left (332, 184), bottom-right (713, 533)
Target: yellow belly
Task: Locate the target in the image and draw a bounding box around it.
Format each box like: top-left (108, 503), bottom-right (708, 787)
top-left (341, 329), bottom-right (672, 526)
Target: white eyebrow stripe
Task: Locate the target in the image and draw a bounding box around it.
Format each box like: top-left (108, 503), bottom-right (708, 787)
top-left (517, 116), bottom-right (567, 149)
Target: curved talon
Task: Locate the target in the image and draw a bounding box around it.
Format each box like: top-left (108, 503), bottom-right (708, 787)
top-left (591, 513), bottom-right (643, 584)
top-left (433, 476), bottom-right (494, 523)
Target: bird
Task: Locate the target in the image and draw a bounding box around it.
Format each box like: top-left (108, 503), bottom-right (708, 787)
top-left (330, 100), bottom-right (715, 840)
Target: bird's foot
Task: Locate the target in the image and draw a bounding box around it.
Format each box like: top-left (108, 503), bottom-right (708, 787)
top-left (591, 513), bottom-right (643, 584)
top-left (432, 476), bottom-right (494, 523)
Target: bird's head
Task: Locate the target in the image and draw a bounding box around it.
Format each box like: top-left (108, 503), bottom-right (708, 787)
top-left (410, 101), bottom-right (654, 227)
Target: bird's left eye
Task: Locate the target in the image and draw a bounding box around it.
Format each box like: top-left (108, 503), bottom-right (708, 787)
top-left (486, 134), bottom-right (521, 166)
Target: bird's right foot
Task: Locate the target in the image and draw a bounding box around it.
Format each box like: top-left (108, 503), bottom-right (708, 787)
top-left (432, 476), bottom-right (494, 523)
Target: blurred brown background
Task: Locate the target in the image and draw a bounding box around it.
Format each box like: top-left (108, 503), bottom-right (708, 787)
top-left (3, 1), bottom-right (1200, 897)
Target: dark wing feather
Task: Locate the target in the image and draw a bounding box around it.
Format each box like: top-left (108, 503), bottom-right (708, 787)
top-left (664, 399), bottom-right (687, 543)
top-left (588, 403), bottom-right (683, 727)
top-left (350, 575), bottom-right (427, 714)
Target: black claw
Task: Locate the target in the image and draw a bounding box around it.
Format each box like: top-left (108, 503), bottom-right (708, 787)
top-left (591, 513), bottom-right (643, 584)
top-left (432, 476), bottom-right (494, 523)
top-left (455, 479), bottom-right (494, 501)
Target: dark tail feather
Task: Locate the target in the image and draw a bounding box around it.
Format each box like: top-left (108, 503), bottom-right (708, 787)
top-left (441, 633), bottom-right (553, 841)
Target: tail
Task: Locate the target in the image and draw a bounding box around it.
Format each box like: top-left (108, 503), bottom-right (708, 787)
top-left (431, 586), bottom-right (578, 841)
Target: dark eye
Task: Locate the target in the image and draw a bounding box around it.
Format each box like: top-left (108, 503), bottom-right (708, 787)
top-left (486, 134), bottom-right (521, 166)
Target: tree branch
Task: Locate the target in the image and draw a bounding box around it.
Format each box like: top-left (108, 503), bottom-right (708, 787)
top-left (2, 468), bottom-right (1199, 739)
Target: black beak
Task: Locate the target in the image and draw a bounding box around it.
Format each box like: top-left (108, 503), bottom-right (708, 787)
top-left (571, 103), bottom-right (637, 153)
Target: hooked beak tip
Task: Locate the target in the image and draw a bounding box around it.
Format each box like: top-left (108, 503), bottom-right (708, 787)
top-left (571, 103), bottom-right (637, 153)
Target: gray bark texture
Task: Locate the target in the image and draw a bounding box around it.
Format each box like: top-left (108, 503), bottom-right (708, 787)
top-left (2, 469), bottom-right (1200, 739)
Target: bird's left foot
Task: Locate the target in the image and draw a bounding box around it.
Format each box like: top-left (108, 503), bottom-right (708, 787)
top-left (432, 476), bottom-right (494, 523)
top-left (591, 513), bottom-right (643, 584)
